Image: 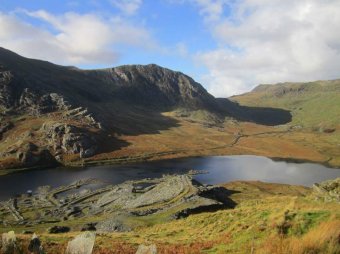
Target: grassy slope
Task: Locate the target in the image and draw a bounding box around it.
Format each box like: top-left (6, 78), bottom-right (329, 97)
top-left (228, 80), bottom-right (340, 167)
top-left (5, 181), bottom-right (339, 254)
top-left (231, 79), bottom-right (340, 128)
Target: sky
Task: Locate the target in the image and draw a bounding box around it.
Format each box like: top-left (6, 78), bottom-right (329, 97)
top-left (1, 0), bottom-right (340, 97)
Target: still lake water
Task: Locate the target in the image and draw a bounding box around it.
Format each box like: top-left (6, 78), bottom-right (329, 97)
top-left (0, 155), bottom-right (339, 200)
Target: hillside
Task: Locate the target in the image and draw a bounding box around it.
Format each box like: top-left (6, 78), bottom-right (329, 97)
top-left (231, 80), bottom-right (340, 129)
top-left (0, 47), bottom-right (294, 171)
top-left (0, 48), bottom-right (339, 171)
top-left (1, 177), bottom-right (339, 254)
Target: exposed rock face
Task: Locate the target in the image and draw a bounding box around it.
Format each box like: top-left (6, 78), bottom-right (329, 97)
top-left (0, 70), bottom-right (70, 116)
top-left (135, 244), bottom-right (157, 254)
top-left (28, 234), bottom-right (44, 254)
top-left (312, 178), bottom-right (339, 202)
top-left (124, 175), bottom-right (189, 209)
top-left (1, 231), bottom-right (19, 254)
top-left (65, 231), bottom-right (95, 254)
top-left (41, 122), bottom-right (97, 159)
top-left (19, 88), bottom-right (70, 116)
top-left (105, 64), bottom-right (218, 110)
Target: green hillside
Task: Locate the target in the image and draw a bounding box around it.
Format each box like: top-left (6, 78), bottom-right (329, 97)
top-left (231, 80), bottom-right (340, 128)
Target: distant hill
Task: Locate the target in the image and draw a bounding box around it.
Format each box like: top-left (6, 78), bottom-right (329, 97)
top-left (231, 80), bottom-right (340, 128)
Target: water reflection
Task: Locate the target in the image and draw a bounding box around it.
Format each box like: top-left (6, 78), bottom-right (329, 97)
top-left (0, 155), bottom-right (339, 200)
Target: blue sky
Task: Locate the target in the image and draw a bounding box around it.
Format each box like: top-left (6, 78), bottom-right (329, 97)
top-left (1, 0), bottom-right (340, 96)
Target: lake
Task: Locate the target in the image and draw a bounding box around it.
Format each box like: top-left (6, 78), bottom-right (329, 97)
top-left (0, 155), bottom-right (339, 200)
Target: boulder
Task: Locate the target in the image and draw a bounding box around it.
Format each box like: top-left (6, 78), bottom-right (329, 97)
top-left (65, 231), bottom-right (95, 254)
top-left (28, 234), bottom-right (44, 254)
top-left (312, 177), bottom-right (339, 202)
top-left (1, 231), bottom-right (20, 254)
top-left (135, 244), bottom-right (157, 254)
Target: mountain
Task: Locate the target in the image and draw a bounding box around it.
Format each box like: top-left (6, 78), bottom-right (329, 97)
top-left (231, 80), bottom-right (340, 129)
top-left (0, 47), bottom-right (292, 171)
top-left (0, 47), bottom-right (219, 116)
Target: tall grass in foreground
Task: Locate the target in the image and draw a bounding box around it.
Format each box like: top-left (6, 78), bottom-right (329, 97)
top-left (259, 220), bottom-right (340, 254)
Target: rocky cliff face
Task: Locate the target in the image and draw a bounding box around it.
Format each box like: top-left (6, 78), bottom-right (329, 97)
top-left (99, 64), bottom-right (218, 110)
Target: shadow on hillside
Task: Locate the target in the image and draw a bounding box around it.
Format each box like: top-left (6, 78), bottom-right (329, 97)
top-left (175, 187), bottom-right (240, 219)
top-left (96, 134), bottom-right (131, 154)
top-left (98, 107), bottom-right (181, 136)
top-left (201, 186), bottom-right (239, 208)
top-left (236, 105), bottom-right (292, 126)
top-left (217, 98), bottom-right (292, 126)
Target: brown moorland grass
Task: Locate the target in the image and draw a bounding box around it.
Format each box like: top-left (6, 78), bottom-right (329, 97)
top-left (1, 111), bottom-right (339, 172)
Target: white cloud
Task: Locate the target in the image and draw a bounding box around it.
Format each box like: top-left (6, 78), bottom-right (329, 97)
top-left (170, 0), bottom-right (227, 21)
top-left (193, 0), bottom-right (227, 21)
top-left (0, 10), bottom-right (154, 65)
top-left (193, 0), bottom-right (340, 97)
top-left (110, 0), bottom-right (142, 15)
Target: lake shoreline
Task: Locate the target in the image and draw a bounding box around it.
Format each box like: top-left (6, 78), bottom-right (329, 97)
top-left (0, 155), bottom-right (339, 201)
top-left (0, 152), bottom-right (339, 177)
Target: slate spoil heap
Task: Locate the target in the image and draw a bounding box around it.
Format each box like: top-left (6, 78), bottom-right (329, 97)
top-left (0, 174), bottom-right (234, 232)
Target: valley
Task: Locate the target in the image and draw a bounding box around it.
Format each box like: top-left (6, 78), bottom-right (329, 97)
top-left (0, 48), bottom-right (339, 174)
top-left (0, 47), bottom-right (339, 254)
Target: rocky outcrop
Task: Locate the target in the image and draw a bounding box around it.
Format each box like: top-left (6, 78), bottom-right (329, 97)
top-left (0, 70), bottom-right (71, 116)
top-left (65, 231), bottom-right (95, 254)
top-left (41, 122), bottom-right (97, 159)
top-left (19, 88), bottom-right (71, 116)
top-left (312, 178), bottom-right (339, 202)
